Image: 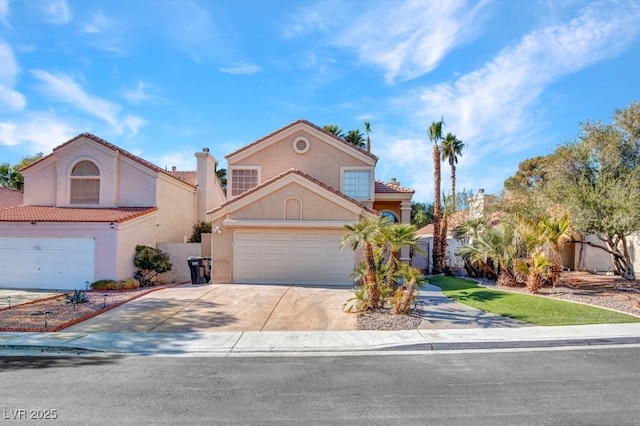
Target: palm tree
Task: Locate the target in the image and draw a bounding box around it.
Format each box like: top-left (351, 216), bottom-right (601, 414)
top-left (392, 263), bottom-right (425, 314)
top-left (457, 225), bottom-right (518, 286)
top-left (323, 124), bottom-right (344, 138)
top-left (364, 121), bottom-right (371, 152)
top-left (538, 215), bottom-right (572, 287)
top-left (428, 119), bottom-right (445, 274)
top-left (340, 218), bottom-right (384, 309)
top-left (441, 133), bottom-right (465, 211)
top-left (345, 129), bottom-right (366, 148)
top-left (377, 222), bottom-right (420, 289)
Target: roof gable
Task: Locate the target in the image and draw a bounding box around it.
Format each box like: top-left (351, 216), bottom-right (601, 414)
top-left (225, 120), bottom-right (378, 165)
top-left (21, 133), bottom-right (196, 188)
top-left (0, 188), bottom-right (23, 207)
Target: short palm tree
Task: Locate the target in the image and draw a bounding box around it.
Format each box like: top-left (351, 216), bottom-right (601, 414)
top-left (345, 129), bottom-right (366, 148)
top-left (538, 215), bottom-right (572, 287)
top-left (392, 263), bottom-right (425, 314)
top-left (441, 133), bottom-right (465, 211)
top-left (377, 222), bottom-right (420, 289)
top-left (340, 218), bottom-right (384, 309)
top-left (323, 124), bottom-right (344, 138)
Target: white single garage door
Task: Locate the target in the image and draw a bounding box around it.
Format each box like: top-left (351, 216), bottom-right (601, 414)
top-left (233, 230), bottom-right (354, 286)
top-left (0, 237), bottom-right (95, 290)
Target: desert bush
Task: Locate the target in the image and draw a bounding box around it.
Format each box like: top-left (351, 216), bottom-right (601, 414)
top-left (188, 221), bottom-right (212, 243)
top-left (90, 279), bottom-right (117, 290)
top-left (134, 245), bottom-right (172, 287)
top-left (90, 278), bottom-right (140, 290)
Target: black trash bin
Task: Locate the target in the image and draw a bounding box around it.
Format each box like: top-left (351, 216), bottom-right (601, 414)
top-left (188, 256), bottom-right (204, 284)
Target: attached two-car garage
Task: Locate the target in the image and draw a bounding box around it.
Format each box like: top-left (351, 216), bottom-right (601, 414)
top-left (0, 237), bottom-right (95, 290)
top-left (232, 230), bottom-right (354, 286)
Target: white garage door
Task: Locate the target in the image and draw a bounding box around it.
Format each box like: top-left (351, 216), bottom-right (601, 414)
top-left (233, 230), bottom-right (354, 286)
top-left (0, 237), bottom-right (95, 290)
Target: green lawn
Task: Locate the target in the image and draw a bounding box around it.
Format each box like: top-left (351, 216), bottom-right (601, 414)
top-left (428, 276), bottom-right (640, 326)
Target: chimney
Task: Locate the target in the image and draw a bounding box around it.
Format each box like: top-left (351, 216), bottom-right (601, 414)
top-left (389, 178), bottom-right (400, 187)
top-left (195, 148), bottom-right (217, 222)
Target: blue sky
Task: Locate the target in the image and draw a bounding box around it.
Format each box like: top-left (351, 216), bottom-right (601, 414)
top-left (1, 0), bottom-right (639, 203)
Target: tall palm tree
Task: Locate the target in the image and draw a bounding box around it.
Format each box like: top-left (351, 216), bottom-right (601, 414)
top-left (364, 121), bottom-right (371, 152)
top-left (323, 124), bottom-right (344, 138)
top-left (441, 133), bottom-right (465, 211)
top-left (340, 218), bottom-right (384, 309)
top-left (429, 119), bottom-right (445, 274)
top-left (345, 129), bottom-right (366, 148)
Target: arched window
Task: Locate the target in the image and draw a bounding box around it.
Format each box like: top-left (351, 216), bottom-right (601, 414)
top-left (381, 211), bottom-right (398, 223)
top-left (70, 160), bottom-right (100, 204)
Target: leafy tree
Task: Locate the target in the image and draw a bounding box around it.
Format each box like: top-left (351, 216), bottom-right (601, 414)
top-left (133, 245), bottom-right (172, 286)
top-left (215, 161), bottom-right (227, 187)
top-left (344, 129), bottom-right (365, 148)
top-left (0, 152), bottom-right (43, 191)
top-left (546, 102), bottom-right (640, 280)
top-left (428, 119), bottom-right (445, 274)
top-left (188, 221), bottom-right (212, 243)
top-left (441, 132), bottom-right (465, 211)
top-left (410, 202), bottom-right (434, 229)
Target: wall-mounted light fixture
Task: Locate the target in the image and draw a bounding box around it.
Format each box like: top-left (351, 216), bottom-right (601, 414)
top-left (110, 222), bottom-right (114, 229)
top-left (30, 221), bottom-right (36, 225)
top-left (214, 226), bottom-right (222, 234)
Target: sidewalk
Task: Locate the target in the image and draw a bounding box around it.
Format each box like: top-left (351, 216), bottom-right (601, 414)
top-left (2, 323), bottom-right (640, 356)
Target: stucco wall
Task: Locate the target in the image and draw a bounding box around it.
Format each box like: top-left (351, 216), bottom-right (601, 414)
top-left (157, 242), bottom-right (202, 284)
top-left (115, 213), bottom-right (160, 281)
top-left (22, 161), bottom-right (57, 206)
top-left (155, 174), bottom-right (197, 243)
top-left (574, 234), bottom-right (640, 276)
top-left (230, 130), bottom-right (372, 193)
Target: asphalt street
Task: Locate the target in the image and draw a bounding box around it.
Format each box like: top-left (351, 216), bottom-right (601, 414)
top-left (1, 346), bottom-right (639, 424)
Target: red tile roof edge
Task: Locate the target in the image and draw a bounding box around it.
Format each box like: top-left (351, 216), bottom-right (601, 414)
top-left (374, 180), bottom-right (415, 194)
top-left (0, 206), bottom-right (158, 223)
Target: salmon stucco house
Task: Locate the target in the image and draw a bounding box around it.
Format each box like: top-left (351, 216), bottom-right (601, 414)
top-left (207, 120), bottom-right (414, 286)
top-left (0, 133), bottom-right (224, 290)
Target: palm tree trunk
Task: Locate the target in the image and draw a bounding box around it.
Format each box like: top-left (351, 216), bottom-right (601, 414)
top-left (364, 243), bottom-right (380, 308)
top-left (432, 144), bottom-right (442, 274)
top-left (451, 163), bottom-right (456, 211)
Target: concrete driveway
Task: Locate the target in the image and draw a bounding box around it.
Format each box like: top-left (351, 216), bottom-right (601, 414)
top-left (64, 283), bottom-right (357, 333)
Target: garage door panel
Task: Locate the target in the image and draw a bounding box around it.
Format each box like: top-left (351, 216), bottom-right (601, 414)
top-left (233, 230), bottom-right (354, 286)
top-left (0, 237), bottom-right (95, 290)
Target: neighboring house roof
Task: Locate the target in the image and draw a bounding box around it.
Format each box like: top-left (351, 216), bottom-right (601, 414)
top-left (417, 210), bottom-right (469, 236)
top-left (0, 188), bottom-right (23, 207)
top-left (169, 170), bottom-right (197, 186)
top-left (21, 133), bottom-right (197, 188)
top-left (375, 180), bottom-right (414, 194)
top-left (208, 168), bottom-right (378, 216)
top-left (0, 206), bottom-right (157, 223)
top-left (225, 119), bottom-right (379, 162)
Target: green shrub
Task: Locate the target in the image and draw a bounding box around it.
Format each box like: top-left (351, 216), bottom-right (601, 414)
top-left (134, 245), bottom-right (172, 287)
top-left (90, 279), bottom-right (118, 290)
top-left (188, 221), bottom-right (212, 243)
top-left (65, 289), bottom-right (89, 307)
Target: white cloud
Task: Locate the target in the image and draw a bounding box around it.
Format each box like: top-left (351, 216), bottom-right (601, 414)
top-left (0, 0), bottom-right (9, 27)
top-left (0, 40), bottom-right (26, 111)
top-left (339, 0), bottom-right (490, 83)
top-left (82, 10), bottom-right (111, 34)
top-left (122, 81), bottom-right (159, 105)
top-left (0, 113), bottom-right (75, 153)
top-left (31, 0), bottom-right (72, 25)
top-left (31, 70), bottom-right (145, 137)
top-left (219, 64), bottom-right (262, 75)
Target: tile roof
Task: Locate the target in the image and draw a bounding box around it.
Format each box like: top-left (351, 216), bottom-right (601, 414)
top-left (21, 133), bottom-right (196, 188)
top-left (416, 210), bottom-right (469, 236)
top-left (225, 119), bottom-right (379, 161)
top-left (209, 168), bottom-right (378, 216)
top-left (0, 188), bottom-right (23, 207)
top-left (0, 206), bottom-right (158, 223)
top-left (375, 180), bottom-right (414, 194)
top-left (169, 170), bottom-right (197, 186)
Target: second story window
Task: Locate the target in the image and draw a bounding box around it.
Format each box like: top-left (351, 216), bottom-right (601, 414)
top-left (70, 160), bottom-right (100, 204)
top-left (343, 169), bottom-right (371, 200)
top-left (230, 167), bottom-right (259, 197)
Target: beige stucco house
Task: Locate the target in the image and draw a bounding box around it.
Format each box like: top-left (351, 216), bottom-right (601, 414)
top-left (208, 120), bottom-right (414, 286)
top-left (0, 133), bottom-right (223, 290)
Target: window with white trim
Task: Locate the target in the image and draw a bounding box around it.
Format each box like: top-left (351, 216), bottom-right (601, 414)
top-left (343, 169), bottom-right (371, 199)
top-left (70, 160), bottom-right (100, 204)
top-left (230, 168), bottom-right (259, 197)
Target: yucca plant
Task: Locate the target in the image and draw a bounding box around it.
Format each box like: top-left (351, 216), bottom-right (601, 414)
top-left (64, 289), bottom-right (89, 308)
